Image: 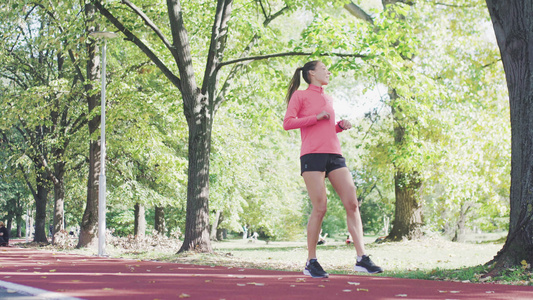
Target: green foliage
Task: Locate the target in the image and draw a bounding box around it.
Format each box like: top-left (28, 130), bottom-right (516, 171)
top-left (0, 0), bottom-right (512, 244)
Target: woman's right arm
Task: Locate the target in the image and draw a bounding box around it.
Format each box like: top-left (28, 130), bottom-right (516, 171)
top-left (283, 93), bottom-right (318, 130)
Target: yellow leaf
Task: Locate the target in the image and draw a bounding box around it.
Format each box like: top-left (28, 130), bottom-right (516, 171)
top-left (103, 288), bottom-right (114, 291)
top-left (49, 269), bottom-right (56, 272)
top-left (179, 293), bottom-right (190, 298)
top-left (347, 282), bottom-right (360, 285)
top-left (318, 285), bottom-right (325, 288)
top-left (357, 288), bottom-right (369, 292)
top-left (343, 289), bottom-right (352, 292)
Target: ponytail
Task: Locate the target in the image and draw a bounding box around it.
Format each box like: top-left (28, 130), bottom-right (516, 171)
top-left (285, 68), bottom-right (302, 106)
top-left (285, 61), bottom-right (320, 107)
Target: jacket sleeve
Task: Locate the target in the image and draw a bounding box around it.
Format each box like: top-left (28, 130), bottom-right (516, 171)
top-left (283, 93), bottom-right (318, 130)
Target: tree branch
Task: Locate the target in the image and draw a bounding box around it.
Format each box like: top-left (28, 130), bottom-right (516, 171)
top-left (91, 0), bottom-right (182, 91)
top-left (344, 2), bottom-right (374, 25)
top-left (218, 51), bottom-right (368, 69)
top-left (121, 0), bottom-right (179, 62)
top-left (215, 4), bottom-right (289, 112)
top-left (202, 0), bottom-right (233, 95)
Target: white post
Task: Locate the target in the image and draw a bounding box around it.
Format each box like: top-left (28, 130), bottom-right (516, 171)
top-left (25, 208), bottom-right (30, 243)
top-left (89, 31), bottom-right (117, 257)
top-left (98, 39), bottom-right (108, 257)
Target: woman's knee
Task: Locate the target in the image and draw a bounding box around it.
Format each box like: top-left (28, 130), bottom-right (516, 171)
top-left (344, 200), bottom-right (360, 214)
top-left (312, 203), bottom-right (328, 217)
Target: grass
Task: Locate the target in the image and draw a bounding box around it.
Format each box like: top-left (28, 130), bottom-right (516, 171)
top-left (31, 231), bottom-right (533, 286)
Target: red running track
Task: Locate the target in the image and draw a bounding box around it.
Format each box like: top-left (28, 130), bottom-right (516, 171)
top-left (0, 246), bottom-right (532, 300)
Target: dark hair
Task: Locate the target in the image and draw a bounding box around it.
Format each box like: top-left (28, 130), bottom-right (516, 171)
top-left (285, 60), bottom-right (320, 106)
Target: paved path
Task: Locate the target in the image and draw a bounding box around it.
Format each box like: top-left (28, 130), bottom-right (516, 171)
top-left (0, 246), bottom-right (532, 300)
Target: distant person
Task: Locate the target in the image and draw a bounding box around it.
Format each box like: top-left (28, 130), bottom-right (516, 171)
top-left (317, 230), bottom-right (328, 245)
top-left (283, 61), bottom-right (383, 278)
top-left (346, 235), bottom-right (353, 245)
top-left (0, 222), bottom-right (9, 246)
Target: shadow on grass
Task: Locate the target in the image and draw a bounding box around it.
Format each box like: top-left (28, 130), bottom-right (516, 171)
top-left (217, 244), bottom-right (343, 253)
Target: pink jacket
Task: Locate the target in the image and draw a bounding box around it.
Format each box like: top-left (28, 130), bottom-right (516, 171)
top-left (283, 84), bottom-right (344, 157)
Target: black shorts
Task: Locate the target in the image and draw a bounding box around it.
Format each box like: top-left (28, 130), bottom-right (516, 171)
top-left (300, 153), bottom-right (347, 176)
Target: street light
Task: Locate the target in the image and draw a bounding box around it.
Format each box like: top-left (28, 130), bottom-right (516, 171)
top-left (89, 31), bottom-right (118, 257)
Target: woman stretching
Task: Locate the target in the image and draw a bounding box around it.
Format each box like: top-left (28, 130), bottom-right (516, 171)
top-left (283, 60), bottom-right (383, 278)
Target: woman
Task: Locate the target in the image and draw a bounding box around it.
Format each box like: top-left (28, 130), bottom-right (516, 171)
top-left (283, 61), bottom-right (383, 278)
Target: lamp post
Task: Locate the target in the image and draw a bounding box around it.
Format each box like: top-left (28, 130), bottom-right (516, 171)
top-left (89, 31), bottom-right (118, 257)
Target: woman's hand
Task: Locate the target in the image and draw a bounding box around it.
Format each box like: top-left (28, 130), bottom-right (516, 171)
top-left (317, 111), bottom-right (331, 121)
top-left (339, 119), bottom-right (352, 130)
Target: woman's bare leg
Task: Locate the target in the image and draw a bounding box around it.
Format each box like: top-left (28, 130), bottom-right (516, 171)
top-left (302, 171), bottom-right (327, 260)
top-left (328, 167), bottom-right (366, 256)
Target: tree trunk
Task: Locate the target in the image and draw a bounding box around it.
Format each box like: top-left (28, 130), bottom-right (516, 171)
top-left (387, 171), bottom-right (423, 241)
top-left (134, 203), bottom-right (146, 238)
top-left (452, 202), bottom-right (471, 243)
top-left (386, 90), bottom-right (424, 241)
top-left (210, 210), bottom-right (222, 241)
top-left (178, 103), bottom-right (213, 253)
top-left (486, 0), bottom-right (533, 268)
top-left (34, 173), bottom-right (49, 243)
top-left (154, 206), bottom-right (165, 235)
top-left (216, 212), bottom-right (225, 241)
top-left (77, 3), bottom-right (101, 249)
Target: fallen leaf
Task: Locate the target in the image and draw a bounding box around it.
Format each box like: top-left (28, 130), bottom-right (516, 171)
top-left (485, 291), bottom-right (495, 294)
top-left (236, 284), bottom-right (246, 287)
top-left (205, 280), bottom-right (212, 283)
top-left (347, 282), bottom-right (360, 285)
top-left (6, 289), bottom-right (16, 293)
top-left (342, 289), bottom-right (352, 292)
top-left (290, 285), bottom-right (296, 287)
top-left (450, 291), bottom-right (460, 294)
top-left (318, 285), bottom-right (325, 288)
top-left (395, 294), bottom-right (408, 297)
top-left (179, 293), bottom-right (190, 298)
top-left (296, 278), bottom-right (306, 282)
top-left (49, 269), bottom-right (56, 272)
top-left (103, 288), bottom-right (114, 291)
top-left (357, 288), bottom-right (369, 292)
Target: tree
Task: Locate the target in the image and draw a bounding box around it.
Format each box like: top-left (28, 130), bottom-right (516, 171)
top-left (77, 2), bottom-right (104, 248)
top-left (485, 0), bottom-right (533, 269)
top-left (90, 0), bottom-right (365, 252)
top-left (0, 2), bottom-right (89, 243)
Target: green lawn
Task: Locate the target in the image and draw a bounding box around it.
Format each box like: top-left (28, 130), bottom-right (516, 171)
top-left (44, 231), bottom-right (533, 285)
